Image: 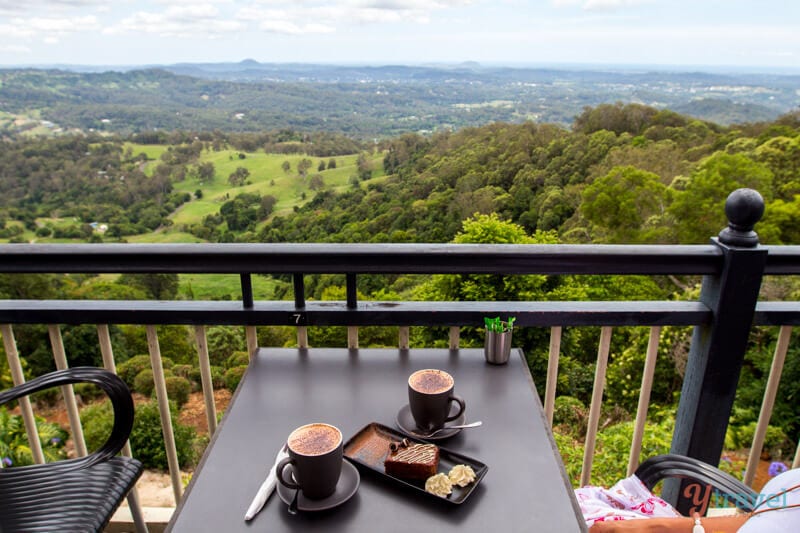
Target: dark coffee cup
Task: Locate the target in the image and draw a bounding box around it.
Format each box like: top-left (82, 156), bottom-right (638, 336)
top-left (408, 369), bottom-right (465, 432)
top-left (276, 423), bottom-right (343, 500)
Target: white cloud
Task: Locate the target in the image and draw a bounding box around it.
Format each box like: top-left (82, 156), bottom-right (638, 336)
top-left (163, 3), bottom-right (221, 19)
top-left (0, 43), bottom-right (32, 53)
top-left (259, 20), bottom-right (334, 35)
top-left (105, 3), bottom-right (245, 37)
top-left (0, 15), bottom-right (99, 39)
top-left (2, 1), bottom-right (474, 42)
top-left (583, 0), bottom-right (649, 11)
top-left (155, 0), bottom-right (233, 3)
top-left (356, 0), bottom-right (472, 8)
top-left (0, 0), bottom-right (107, 15)
top-left (30, 15), bottom-right (99, 32)
top-left (237, 0), bottom-right (464, 34)
top-left (551, 0), bottom-right (650, 11)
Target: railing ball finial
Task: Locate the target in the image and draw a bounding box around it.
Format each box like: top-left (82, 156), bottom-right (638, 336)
top-left (718, 188), bottom-right (764, 247)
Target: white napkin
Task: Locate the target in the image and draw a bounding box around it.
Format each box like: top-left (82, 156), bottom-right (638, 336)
top-left (244, 444), bottom-right (289, 521)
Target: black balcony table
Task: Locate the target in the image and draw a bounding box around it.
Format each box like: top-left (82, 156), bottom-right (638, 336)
top-left (166, 348), bottom-right (585, 532)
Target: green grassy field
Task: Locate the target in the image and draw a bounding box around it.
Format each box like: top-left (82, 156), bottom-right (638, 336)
top-left (19, 148), bottom-right (385, 244)
top-left (170, 149), bottom-right (384, 224)
top-left (7, 146), bottom-right (385, 299)
top-left (125, 143), bottom-right (170, 163)
top-left (76, 272), bottom-right (279, 300)
top-left (178, 273), bottom-right (278, 300)
top-left (126, 231), bottom-right (204, 243)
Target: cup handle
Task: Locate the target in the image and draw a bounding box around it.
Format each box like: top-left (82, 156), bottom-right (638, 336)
top-left (276, 457), bottom-right (300, 490)
top-left (445, 394), bottom-right (465, 422)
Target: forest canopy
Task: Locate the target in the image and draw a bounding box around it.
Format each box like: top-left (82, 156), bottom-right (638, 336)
top-left (1, 103), bottom-right (799, 484)
top-left (1, 104), bottom-right (799, 246)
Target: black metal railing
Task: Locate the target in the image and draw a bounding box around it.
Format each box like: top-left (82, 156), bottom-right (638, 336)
top-left (1, 188), bottom-right (799, 517)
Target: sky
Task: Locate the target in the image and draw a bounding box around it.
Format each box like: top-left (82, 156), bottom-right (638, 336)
top-left (0, 0), bottom-right (798, 70)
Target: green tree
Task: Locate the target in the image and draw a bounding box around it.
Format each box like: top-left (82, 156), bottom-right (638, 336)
top-left (206, 326), bottom-right (246, 366)
top-left (69, 280), bottom-right (147, 300)
top-left (219, 193), bottom-right (260, 231)
top-left (195, 162), bottom-right (215, 183)
top-left (581, 166), bottom-right (668, 243)
top-left (356, 153), bottom-right (373, 180)
top-left (753, 136), bottom-right (800, 199)
top-left (760, 197), bottom-right (800, 244)
top-left (592, 139), bottom-right (690, 185)
top-left (0, 274), bottom-right (63, 300)
top-left (297, 158), bottom-right (313, 177)
top-left (668, 153), bottom-right (773, 243)
top-left (574, 103), bottom-right (661, 136)
top-left (414, 214), bottom-right (562, 365)
top-left (117, 273), bottom-right (179, 300)
top-left (228, 166), bottom-right (250, 187)
top-left (309, 174), bottom-right (325, 191)
top-left (281, 160), bottom-right (291, 174)
top-left (533, 186), bottom-right (575, 232)
top-left (258, 195), bottom-right (278, 218)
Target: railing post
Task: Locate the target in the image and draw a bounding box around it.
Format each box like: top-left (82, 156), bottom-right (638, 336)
top-left (47, 325), bottom-right (88, 457)
top-left (0, 324), bottom-right (45, 465)
top-left (544, 326), bottom-right (562, 427)
top-left (448, 327), bottom-right (460, 350)
top-left (194, 325), bottom-right (218, 436)
top-left (240, 273), bottom-right (253, 309)
top-left (668, 189), bottom-right (768, 512)
top-left (293, 274), bottom-right (308, 348)
top-left (146, 325), bottom-right (183, 504)
top-left (97, 325), bottom-right (150, 533)
top-left (347, 273), bottom-right (358, 348)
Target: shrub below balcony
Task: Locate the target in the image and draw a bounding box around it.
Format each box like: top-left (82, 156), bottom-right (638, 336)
top-left (224, 366), bottom-right (247, 391)
top-left (81, 399), bottom-right (196, 470)
top-left (0, 407), bottom-right (67, 467)
top-left (225, 351), bottom-right (249, 369)
top-left (116, 355), bottom-right (152, 390)
top-left (165, 376), bottom-right (191, 407)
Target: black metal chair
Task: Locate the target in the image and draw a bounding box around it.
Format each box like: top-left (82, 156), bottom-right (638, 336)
top-left (0, 367), bottom-right (143, 532)
top-left (635, 453), bottom-right (757, 514)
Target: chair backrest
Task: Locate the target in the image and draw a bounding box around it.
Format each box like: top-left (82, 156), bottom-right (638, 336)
top-left (0, 367), bottom-right (134, 470)
top-left (635, 454), bottom-right (756, 514)
top-left (0, 367), bottom-right (143, 532)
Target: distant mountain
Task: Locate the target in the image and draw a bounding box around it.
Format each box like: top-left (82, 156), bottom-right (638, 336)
top-left (1, 62), bottom-right (797, 138)
top-left (672, 98), bottom-right (779, 126)
top-left (157, 60), bottom-right (800, 89)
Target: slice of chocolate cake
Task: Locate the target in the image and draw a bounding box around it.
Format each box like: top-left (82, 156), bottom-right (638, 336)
top-left (384, 442), bottom-right (439, 480)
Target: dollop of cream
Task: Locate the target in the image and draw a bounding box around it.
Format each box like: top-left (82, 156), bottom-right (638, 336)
top-left (425, 473), bottom-right (453, 497)
top-left (448, 464), bottom-right (476, 487)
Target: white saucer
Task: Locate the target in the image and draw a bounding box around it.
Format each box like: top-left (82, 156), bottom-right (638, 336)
top-left (395, 404), bottom-right (467, 440)
top-left (276, 459), bottom-right (360, 512)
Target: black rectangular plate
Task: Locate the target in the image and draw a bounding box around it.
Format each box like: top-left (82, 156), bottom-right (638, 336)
top-left (343, 422), bottom-right (488, 505)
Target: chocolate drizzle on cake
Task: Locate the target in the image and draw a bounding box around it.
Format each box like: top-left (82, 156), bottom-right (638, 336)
top-left (390, 444), bottom-right (437, 463)
top-left (384, 440), bottom-right (439, 480)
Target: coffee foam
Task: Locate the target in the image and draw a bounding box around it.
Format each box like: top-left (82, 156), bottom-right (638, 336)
top-left (409, 369), bottom-right (453, 394)
top-left (288, 423), bottom-right (342, 456)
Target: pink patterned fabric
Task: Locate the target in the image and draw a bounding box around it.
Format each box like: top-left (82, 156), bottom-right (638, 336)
top-left (575, 475), bottom-right (681, 527)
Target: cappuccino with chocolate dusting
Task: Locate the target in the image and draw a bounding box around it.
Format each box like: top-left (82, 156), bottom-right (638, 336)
top-left (288, 423), bottom-right (342, 456)
top-left (409, 369), bottom-right (453, 394)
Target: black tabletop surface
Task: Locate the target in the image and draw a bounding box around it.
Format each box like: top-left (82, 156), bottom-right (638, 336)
top-left (167, 348), bottom-right (585, 532)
